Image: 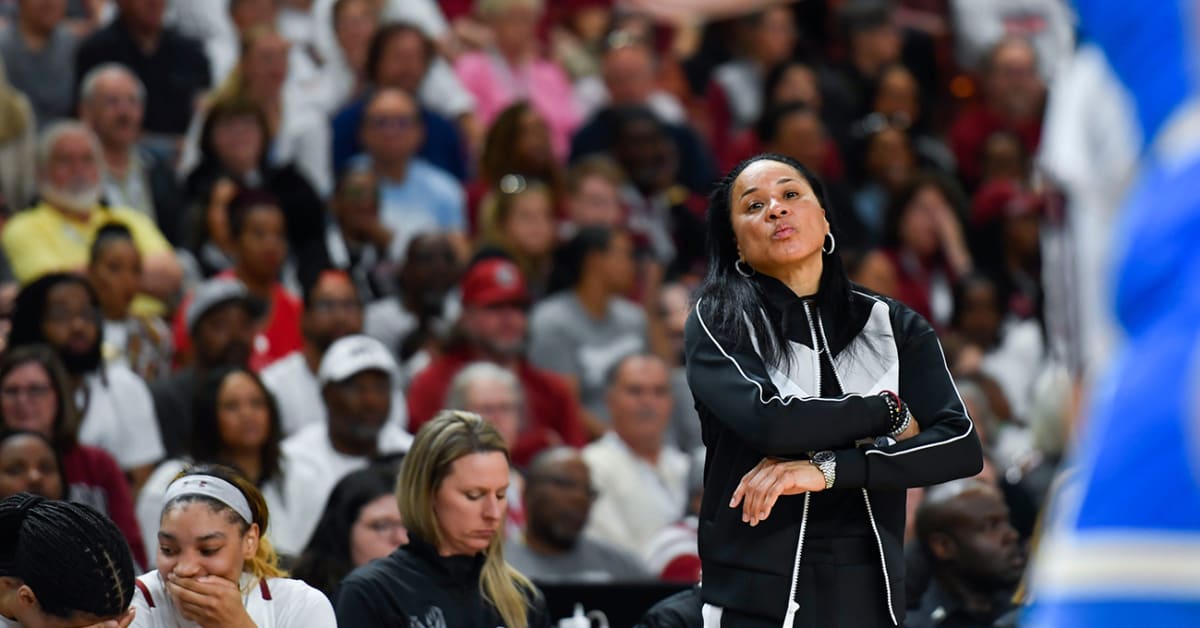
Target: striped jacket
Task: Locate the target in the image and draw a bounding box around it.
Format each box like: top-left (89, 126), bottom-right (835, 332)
top-left (685, 278), bottom-right (982, 627)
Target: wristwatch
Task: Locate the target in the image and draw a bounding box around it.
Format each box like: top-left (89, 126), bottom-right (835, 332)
top-left (811, 450), bottom-right (836, 490)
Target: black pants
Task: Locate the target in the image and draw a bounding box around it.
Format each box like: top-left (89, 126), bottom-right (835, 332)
top-left (717, 536), bottom-right (900, 628)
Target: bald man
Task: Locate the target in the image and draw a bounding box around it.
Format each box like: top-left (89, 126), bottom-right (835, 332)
top-left (909, 479), bottom-right (1025, 628)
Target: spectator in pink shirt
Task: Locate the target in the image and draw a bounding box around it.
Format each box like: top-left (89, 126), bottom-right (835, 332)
top-left (453, 0), bottom-right (580, 159)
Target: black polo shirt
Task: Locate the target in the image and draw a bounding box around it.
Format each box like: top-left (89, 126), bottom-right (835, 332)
top-left (75, 18), bottom-right (210, 135)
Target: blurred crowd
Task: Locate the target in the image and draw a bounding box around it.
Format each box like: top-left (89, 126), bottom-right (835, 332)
top-left (0, 0), bottom-right (1075, 625)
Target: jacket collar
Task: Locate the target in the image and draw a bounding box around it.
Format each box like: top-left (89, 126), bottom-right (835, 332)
top-left (749, 273), bottom-right (876, 356)
top-left (405, 534), bottom-right (487, 585)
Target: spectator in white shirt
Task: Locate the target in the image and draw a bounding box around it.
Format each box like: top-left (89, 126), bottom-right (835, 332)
top-left (262, 268), bottom-right (408, 435)
top-left (582, 353), bottom-right (688, 557)
top-left (7, 272), bottom-right (165, 491)
top-left (276, 334), bottom-right (412, 556)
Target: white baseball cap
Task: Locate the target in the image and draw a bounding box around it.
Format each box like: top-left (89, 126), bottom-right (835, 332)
top-left (317, 335), bottom-right (398, 385)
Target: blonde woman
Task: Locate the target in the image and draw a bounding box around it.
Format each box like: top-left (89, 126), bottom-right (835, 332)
top-left (337, 410), bottom-right (549, 627)
top-left (131, 464), bottom-right (334, 628)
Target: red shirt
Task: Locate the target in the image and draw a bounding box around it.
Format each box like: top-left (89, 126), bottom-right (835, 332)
top-left (172, 273), bottom-right (303, 372)
top-left (61, 445), bottom-right (147, 568)
top-left (949, 105), bottom-right (1043, 187)
top-left (406, 347), bottom-right (588, 466)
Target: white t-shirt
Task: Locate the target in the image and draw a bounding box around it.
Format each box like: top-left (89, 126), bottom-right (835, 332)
top-left (136, 459), bottom-right (289, 566)
top-left (77, 365), bottom-right (165, 470)
top-left (131, 572), bottom-right (334, 628)
top-left (275, 422), bottom-right (412, 555)
top-left (260, 351), bottom-right (409, 436)
top-left (582, 432), bottom-right (689, 557)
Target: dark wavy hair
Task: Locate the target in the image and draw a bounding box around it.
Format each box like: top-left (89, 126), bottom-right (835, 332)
top-left (189, 367), bottom-right (283, 486)
top-left (0, 345), bottom-right (81, 451)
top-left (290, 465), bottom-right (398, 601)
top-left (696, 153), bottom-right (852, 370)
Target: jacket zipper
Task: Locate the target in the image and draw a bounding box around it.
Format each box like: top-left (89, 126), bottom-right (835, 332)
top-left (862, 490), bottom-right (899, 625)
top-left (811, 305), bottom-right (900, 626)
top-left (781, 492), bottom-right (811, 628)
top-left (777, 303), bottom-right (829, 627)
top-left (802, 302), bottom-right (822, 396)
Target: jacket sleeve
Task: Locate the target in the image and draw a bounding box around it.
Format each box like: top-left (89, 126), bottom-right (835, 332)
top-left (834, 306), bottom-right (983, 489)
top-left (683, 299), bottom-right (894, 456)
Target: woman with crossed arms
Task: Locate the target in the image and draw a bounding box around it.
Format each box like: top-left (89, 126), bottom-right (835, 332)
top-left (685, 154), bottom-right (982, 627)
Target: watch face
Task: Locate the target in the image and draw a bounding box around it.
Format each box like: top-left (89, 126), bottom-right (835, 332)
top-left (813, 451), bottom-right (835, 464)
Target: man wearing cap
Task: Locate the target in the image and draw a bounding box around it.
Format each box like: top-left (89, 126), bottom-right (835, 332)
top-left (150, 278), bottom-right (262, 458)
top-left (262, 269), bottom-right (409, 436)
top-left (275, 334), bottom-right (413, 556)
top-left (407, 257), bottom-right (587, 466)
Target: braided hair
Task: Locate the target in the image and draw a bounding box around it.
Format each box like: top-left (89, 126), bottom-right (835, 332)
top-left (0, 493), bottom-right (135, 618)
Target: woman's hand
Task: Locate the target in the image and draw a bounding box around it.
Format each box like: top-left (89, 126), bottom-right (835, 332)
top-left (730, 457), bottom-right (827, 527)
top-left (166, 573), bottom-right (255, 628)
top-left (81, 607), bottom-right (136, 628)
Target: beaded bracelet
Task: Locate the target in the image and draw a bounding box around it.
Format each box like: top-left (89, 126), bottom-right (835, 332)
top-left (879, 390), bottom-right (911, 436)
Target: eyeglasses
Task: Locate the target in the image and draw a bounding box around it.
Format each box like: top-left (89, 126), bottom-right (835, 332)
top-left (363, 518), bottom-right (406, 535)
top-left (1, 384), bottom-right (53, 401)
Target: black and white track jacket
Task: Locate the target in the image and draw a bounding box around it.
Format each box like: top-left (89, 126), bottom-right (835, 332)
top-left (684, 277), bottom-right (982, 627)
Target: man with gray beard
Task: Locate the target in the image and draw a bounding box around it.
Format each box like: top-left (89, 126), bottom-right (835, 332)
top-left (276, 334), bottom-right (412, 557)
top-left (0, 121), bottom-right (180, 299)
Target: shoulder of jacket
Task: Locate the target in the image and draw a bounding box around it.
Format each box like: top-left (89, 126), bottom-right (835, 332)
top-left (849, 288), bottom-right (932, 338)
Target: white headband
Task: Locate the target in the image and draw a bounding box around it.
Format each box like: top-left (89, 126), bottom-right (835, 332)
top-left (162, 475), bottom-right (254, 524)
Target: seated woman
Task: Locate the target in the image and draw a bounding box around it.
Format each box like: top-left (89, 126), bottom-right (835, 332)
top-left (0, 493), bottom-right (137, 628)
top-left (882, 173), bottom-right (974, 330)
top-left (476, 178), bottom-right (558, 298)
top-left (336, 410), bottom-right (549, 626)
top-left (179, 26), bottom-right (332, 197)
top-left (181, 98), bottom-right (324, 278)
top-left (7, 275), bottom-right (165, 489)
top-left (290, 465), bottom-right (408, 602)
top-left (0, 345), bottom-right (147, 568)
top-left (137, 367), bottom-right (287, 563)
top-left (88, 224), bottom-right (173, 382)
top-left (131, 464), bottom-right (333, 627)
top-left (0, 431), bottom-right (64, 500)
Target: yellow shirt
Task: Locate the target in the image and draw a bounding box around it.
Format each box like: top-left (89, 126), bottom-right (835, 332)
top-left (1, 201), bottom-right (172, 284)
